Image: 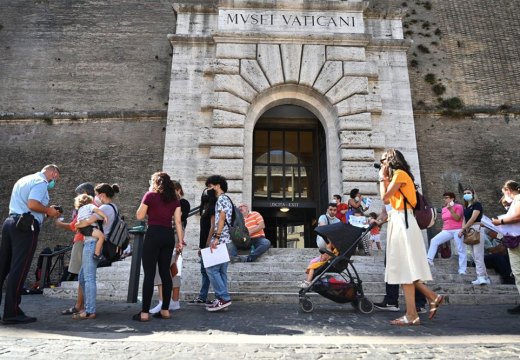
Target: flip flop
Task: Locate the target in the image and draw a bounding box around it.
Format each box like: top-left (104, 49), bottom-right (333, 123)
top-left (72, 312), bottom-right (96, 320)
top-left (152, 312), bottom-right (172, 319)
top-left (61, 306), bottom-right (80, 315)
top-left (132, 312), bottom-right (150, 322)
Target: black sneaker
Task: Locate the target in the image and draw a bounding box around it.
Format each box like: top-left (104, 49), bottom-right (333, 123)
top-left (507, 305), bottom-right (520, 314)
top-left (373, 302), bottom-right (400, 312)
top-left (187, 297), bottom-right (207, 306)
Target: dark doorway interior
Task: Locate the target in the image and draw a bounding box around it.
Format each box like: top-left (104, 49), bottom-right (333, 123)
top-left (251, 105), bottom-right (328, 248)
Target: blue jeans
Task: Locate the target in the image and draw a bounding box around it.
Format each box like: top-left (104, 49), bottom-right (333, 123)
top-left (79, 238), bottom-right (99, 314)
top-left (206, 261), bottom-right (231, 302)
top-left (198, 256), bottom-right (211, 301)
top-left (248, 237), bottom-right (271, 262)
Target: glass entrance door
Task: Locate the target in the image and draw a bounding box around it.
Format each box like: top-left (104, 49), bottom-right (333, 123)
top-left (251, 105), bottom-right (328, 248)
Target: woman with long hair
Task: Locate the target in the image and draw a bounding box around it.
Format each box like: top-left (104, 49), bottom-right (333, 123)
top-left (491, 180), bottom-right (520, 314)
top-left (458, 188), bottom-right (490, 285)
top-left (379, 149), bottom-right (443, 326)
top-left (134, 172), bottom-right (184, 321)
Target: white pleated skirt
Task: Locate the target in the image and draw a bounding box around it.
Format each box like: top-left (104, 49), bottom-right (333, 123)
top-left (385, 209), bottom-right (432, 284)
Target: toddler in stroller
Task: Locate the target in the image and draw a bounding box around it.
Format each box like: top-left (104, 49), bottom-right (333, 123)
top-left (300, 242), bottom-right (339, 289)
top-left (299, 222), bottom-right (375, 314)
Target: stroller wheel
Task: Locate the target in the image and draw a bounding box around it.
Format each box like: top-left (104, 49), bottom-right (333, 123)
top-left (300, 298), bottom-right (314, 313)
top-left (357, 297), bottom-right (374, 314)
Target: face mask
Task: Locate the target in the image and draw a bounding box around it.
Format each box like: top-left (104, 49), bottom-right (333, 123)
top-left (47, 180), bottom-right (56, 190)
top-left (354, 196), bottom-right (360, 202)
top-left (463, 194), bottom-right (473, 202)
top-left (94, 195), bottom-right (103, 206)
top-left (505, 194), bottom-right (513, 203)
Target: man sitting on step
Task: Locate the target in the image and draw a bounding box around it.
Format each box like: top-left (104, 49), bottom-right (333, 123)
top-left (238, 203), bottom-right (271, 262)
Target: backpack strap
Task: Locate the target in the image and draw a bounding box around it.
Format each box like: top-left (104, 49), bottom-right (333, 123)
top-left (398, 189), bottom-right (410, 229)
top-left (222, 195), bottom-right (235, 228)
top-left (106, 203), bottom-right (119, 239)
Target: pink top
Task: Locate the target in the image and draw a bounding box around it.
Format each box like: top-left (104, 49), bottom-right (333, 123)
top-left (442, 203), bottom-right (464, 230)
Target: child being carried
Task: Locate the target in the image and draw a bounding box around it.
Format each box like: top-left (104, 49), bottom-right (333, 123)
top-left (74, 194), bottom-right (108, 261)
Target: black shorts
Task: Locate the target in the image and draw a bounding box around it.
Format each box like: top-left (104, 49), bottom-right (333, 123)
top-left (78, 225), bottom-right (95, 237)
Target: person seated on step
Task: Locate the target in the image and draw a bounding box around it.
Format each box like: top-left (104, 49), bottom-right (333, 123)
top-left (483, 228), bottom-right (515, 284)
top-left (237, 203), bottom-right (271, 262)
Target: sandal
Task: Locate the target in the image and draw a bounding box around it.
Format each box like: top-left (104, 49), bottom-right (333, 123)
top-left (152, 311), bottom-right (171, 320)
top-left (72, 312), bottom-right (96, 320)
top-left (61, 306), bottom-right (81, 315)
top-left (429, 295), bottom-right (444, 320)
top-left (132, 312), bottom-right (150, 322)
top-left (390, 315), bottom-right (421, 326)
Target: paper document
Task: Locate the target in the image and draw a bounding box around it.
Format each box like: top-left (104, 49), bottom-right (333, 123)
top-left (201, 243), bottom-right (230, 268)
top-left (349, 215), bottom-right (369, 228)
top-left (482, 215), bottom-right (520, 236)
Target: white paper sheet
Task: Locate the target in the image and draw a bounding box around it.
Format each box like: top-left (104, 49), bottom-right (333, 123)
top-left (201, 243), bottom-right (230, 268)
top-left (482, 215), bottom-right (520, 236)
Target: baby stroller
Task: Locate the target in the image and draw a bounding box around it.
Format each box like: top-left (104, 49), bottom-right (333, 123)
top-left (299, 222), bottom-right (375, 314)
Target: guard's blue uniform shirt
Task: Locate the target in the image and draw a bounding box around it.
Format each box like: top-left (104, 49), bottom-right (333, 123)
top-left (8, 172), bottom-right (49, 225)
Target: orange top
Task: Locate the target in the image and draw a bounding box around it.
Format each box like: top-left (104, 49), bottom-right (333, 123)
top-left (389, 169), bottom-right (417, 210)
top-left (244, 211), bottom-right (266, 238)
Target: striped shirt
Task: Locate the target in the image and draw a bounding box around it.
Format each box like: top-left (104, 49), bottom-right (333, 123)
top-left (244, 211), bottom-right (265, 238)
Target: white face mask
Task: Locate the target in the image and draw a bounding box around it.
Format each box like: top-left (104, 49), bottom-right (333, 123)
top-left (94, 195), bottom-right (103, 206)
top-left (354, 196), bottom-right (360, 202)
top-left (505, 194), bottom-right (514, 203)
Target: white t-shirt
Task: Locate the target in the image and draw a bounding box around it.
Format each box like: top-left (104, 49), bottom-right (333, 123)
top-left (77, 204), bottom-right (97, 223)
top-left (316, 214), bottom-right (340, 250)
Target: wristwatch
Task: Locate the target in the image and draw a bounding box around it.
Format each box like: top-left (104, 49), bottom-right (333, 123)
top-left (501, 219), bottom-right (505, 225)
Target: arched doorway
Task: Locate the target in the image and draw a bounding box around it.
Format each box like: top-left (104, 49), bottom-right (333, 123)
top-left (252, 105), bottom-right (328, 248)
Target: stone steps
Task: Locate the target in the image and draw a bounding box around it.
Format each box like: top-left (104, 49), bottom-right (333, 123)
top-left (43, 249), bottom-right (519, 305)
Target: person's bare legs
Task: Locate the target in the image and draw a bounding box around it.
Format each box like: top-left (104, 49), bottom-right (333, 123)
top-left (75, 285), bottom-right (84, 311)
top-left (390, 283), bottom-right (419, 325)
top-left (414, 281), bottom-right (443, 319)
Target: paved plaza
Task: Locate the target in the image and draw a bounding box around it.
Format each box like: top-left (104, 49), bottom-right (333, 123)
top-left (0, 296), bottom-right (519, 359)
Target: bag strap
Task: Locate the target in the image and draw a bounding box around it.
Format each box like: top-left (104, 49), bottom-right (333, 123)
top-left (398, 189), bottom-right (410, 229)
top-left (222, 195), bottom-right (234, 228)
top-left (106, 203), bottom-right (119, 239)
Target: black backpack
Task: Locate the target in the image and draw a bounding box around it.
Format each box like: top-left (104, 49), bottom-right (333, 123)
top-left (223, 195), bottom-right (251, 250)
top-left (102, 204), bottom-right (130, 262)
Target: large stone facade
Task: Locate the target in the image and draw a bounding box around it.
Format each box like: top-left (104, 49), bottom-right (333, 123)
top-left (164, 0), bottom-right (421, 216)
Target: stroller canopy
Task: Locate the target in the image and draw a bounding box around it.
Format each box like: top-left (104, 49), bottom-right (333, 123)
top-left (314, 222), bottom-right (371, 256)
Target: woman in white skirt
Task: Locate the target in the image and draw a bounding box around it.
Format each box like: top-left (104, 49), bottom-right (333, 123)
top-left (379, 149), bottom-right (444, 326)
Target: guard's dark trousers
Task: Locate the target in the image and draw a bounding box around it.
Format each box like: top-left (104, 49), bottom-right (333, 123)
top-left (0, 216), bottom-right (40, 319)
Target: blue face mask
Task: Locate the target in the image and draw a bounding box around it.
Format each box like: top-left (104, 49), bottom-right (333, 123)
top-left (47, 179), bottom-right (56, 190)
top-left (463, 193), bottom-right (473, 202)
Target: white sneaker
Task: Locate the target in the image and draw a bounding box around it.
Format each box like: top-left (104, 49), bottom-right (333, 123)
top-left (472, 276), bottom-right (490, 285)
top-left (299, 280), bottom-right (311, 289)
top-left (169, 301), bottom-right (180, 311)
top-left (149, 301), bottom-right (163, 314)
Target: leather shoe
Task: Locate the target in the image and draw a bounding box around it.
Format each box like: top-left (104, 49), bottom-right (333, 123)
top-left (2, 315), bottom-right (37, 324)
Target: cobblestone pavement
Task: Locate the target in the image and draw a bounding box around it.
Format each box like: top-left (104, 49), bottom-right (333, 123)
top-left (0, 296), bottom-right (519, 359)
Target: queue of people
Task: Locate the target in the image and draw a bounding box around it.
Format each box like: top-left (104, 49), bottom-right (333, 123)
top-left (1, 160), bottom-right (518, 326)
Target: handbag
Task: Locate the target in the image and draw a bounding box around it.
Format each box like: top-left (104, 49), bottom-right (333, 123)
top-left (440, 242), bottom-right (451, 258)
top-left (502, 235), bottom-right (520, 249)
top-left (463, 227), bottom-right (480, 245)
top-left (170, 251), bottom-right (181, 277)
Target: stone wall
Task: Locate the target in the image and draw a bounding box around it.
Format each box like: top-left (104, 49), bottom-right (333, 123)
top-left (415, 111), bottom-right (520, 221)
top-left (0, 117), bottom-right (166, 279)
top-left (0, 0), bottom-right (175, 113)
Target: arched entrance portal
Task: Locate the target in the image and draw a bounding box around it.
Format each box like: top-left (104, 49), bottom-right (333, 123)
top-left (252, 105), bottom-right (328, 248)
